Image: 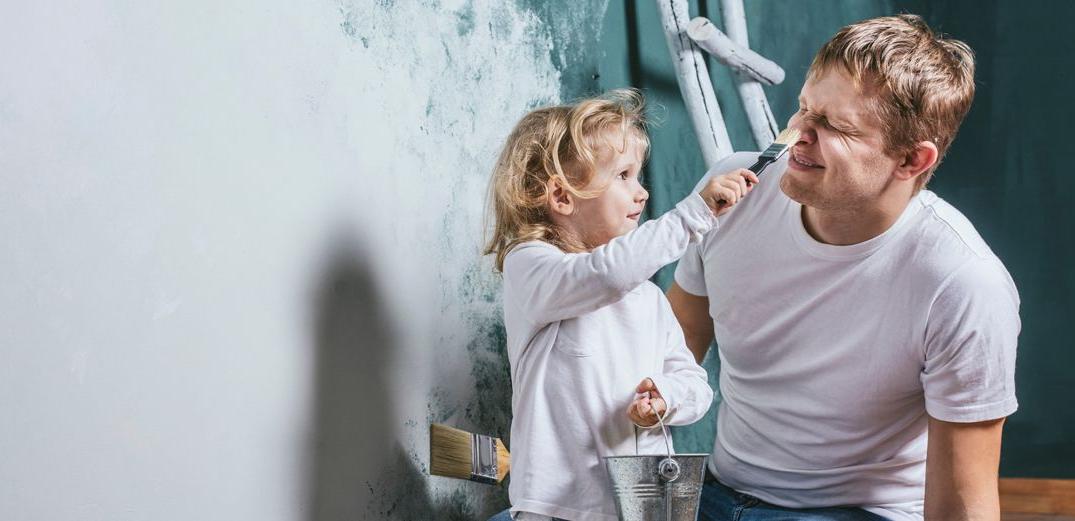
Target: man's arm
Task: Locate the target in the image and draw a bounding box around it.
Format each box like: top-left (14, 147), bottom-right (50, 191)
top-left (667, 282), bottom-right (713, 364)
top-left (924, 416), bottom-right (1006, 520)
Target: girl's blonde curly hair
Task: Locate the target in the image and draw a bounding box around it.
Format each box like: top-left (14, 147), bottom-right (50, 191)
top-left (483, 89), bottom-right (649, 272)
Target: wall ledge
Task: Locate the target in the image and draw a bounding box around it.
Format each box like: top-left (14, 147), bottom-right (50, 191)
top-left (1001, 478), bottom-right (1075, 515)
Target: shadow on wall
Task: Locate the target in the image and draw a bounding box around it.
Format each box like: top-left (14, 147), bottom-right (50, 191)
top-left (305, 238), bottom-right (476, 520)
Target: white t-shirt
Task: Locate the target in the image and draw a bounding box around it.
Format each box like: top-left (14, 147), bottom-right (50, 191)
top-left (674, 152), bottom-right (1020, 520)
top-left (502, 194), bottom-right (717, 521)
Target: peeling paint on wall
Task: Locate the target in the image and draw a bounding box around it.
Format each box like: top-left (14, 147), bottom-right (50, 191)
top-left (329, 1), bottom-right (608, 518)
top-left (1, 0), bottom-right (609, 518)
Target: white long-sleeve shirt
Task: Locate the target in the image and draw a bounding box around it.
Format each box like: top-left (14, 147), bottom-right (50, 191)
top-left (502, 194), bottom-right (717, 521)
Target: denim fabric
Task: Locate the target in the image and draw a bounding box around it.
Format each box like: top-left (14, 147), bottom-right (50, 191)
top-left (486, 508), bottom-right (513, 521)
top-left (486, 508), bottom-right (567, 521)
top-left (487, 477), bottom-right (887, 521)
top-left (698, 475), bottom-right (889, 521)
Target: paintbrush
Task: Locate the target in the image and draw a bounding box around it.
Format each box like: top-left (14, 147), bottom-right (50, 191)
top-left (717, 127), bottom-right (801, 204)
top-left (747, 127), bottom-right (801, 175)
top-left (429, 423), bottom-right (510, 484)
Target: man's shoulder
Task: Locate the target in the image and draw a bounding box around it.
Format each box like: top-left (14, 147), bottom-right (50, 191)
top-left (901, 191), bottom-right (1016, 295)
top-left (692, 152), bottom-right (790, 234)
top-left (690, 151), bottom-right (763, 193)
top-left (913, 191), bottom-right (996, 258)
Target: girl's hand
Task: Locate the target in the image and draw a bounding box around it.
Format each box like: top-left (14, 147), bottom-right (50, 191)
top-left (698, 169), bottom-right (759, 217)
top-left (627, 378), bottom-right (667, 427)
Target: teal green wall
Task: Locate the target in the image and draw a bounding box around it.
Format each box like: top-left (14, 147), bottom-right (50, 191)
top-left (917, 0), bottom-right (1075, 478)
top-left (567, 0), bottom-right (1073, 479)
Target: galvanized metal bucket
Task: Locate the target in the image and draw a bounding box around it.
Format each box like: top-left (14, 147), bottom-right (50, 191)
top-left (603, 411), bottom-right (708, 520)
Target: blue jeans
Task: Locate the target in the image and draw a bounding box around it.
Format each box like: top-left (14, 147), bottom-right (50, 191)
top-left (486, 509), bottom-right (566, 521)
top-left (699, 475), bottom-right (888, 521)
top-left (487, 477), bottom-right (885, 521)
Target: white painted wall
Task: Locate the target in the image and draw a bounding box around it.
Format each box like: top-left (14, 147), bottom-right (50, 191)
top-left (0, 1), bottom-right (577, 518)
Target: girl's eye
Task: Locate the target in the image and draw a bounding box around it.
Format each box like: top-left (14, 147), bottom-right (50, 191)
top-left (618, 171), bottom-right (629, 180)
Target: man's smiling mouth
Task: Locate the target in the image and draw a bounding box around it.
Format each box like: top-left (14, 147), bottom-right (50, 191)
top-left (791, 149), bottom-right (824, 169)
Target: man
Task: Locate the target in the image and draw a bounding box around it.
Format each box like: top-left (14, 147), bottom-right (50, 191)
top-left (669, 15), bottom-right (1019, 521)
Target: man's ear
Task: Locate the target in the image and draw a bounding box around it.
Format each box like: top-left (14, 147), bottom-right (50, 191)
top-left (895, 140), bottom-right (939, 182)
top-left (546, 176), bottom-right (575, 216)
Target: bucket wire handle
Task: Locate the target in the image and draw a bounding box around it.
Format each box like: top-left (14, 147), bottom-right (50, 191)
top-left (653, 399), bottom-right (680, 482)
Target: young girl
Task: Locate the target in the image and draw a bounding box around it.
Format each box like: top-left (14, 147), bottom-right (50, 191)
top-left (484, 89), bottom-right (758, 521)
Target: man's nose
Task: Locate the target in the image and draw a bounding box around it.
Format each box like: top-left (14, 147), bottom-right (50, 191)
top-left (790, 117), bottom-right (817, 145)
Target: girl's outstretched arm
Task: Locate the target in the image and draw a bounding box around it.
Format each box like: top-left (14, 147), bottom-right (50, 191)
top-left (503, 194), bottom-right (717, 326)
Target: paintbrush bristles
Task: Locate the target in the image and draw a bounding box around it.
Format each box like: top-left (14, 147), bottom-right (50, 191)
top-left (429, 423), bottom-right (511, 483)
top-left (496, 438), bottom-right (510, 482)
top-left (429, 423), bottom-right (476, 480)
top-left (773, 127), bottom-right (801, 145)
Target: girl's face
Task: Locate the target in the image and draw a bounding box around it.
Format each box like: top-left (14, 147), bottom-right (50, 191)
top-left (571, 130), bottom-right (649, 248)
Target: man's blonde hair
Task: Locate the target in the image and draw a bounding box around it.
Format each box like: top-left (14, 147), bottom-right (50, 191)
top-left (483, 89), bottom-right (649, 272)
top-left (809, 14), bottom-right (975, 189)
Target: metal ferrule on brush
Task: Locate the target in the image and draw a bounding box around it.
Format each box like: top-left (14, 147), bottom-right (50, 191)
top-left (749, 140), bottom-right (793, 174)
top-left (469, 433), bottom-right (498, 484)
